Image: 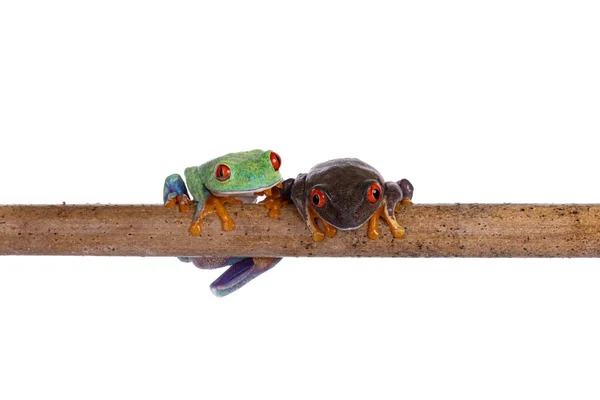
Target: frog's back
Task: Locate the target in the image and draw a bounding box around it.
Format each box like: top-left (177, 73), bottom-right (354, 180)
top-left (307, 158), bottom-right (384, 185)
top-left (210, 149), bottom-right (264, 165)
top-left (185, 149), bottom-right (266, 187)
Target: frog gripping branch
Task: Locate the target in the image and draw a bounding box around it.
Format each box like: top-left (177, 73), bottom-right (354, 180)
top-left (8, 153), bottom-right (600, 294)
top-left (163, 153), bottom-right (413, 296)
top-left (280, 158), bottom-right (413, 242)
top-left (163, 149), bottom-right (284, 296)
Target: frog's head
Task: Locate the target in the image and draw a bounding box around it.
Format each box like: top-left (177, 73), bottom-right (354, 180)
top-left (309, 179), bottom-right (384, 230)
top-left (304, 158), bottom-right (385, 230)
top-left (204, 149), bottom-right (282, 195)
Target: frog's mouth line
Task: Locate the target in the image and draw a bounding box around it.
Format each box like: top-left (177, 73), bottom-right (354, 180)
top-left (309, 204), bottom-right (369, 231)
top-left (327, 220), bottom-right (368, 231)
top-left (210, 180), bottom-right (282, 197)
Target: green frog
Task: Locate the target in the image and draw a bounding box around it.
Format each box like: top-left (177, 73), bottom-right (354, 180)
top-left (163, 149), bottom-right (284, 296)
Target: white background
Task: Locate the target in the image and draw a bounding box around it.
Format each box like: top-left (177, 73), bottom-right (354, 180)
top-left (1, 1), bottom-right (600, 399)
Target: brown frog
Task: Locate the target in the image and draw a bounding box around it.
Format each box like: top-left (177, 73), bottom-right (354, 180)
top-left (281, 158), bottom-right (413, 242)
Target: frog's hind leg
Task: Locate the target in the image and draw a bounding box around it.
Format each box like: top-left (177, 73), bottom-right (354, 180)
top-left (305, 205), bottom-right (337, 242)
top-left (210, 257), bottom-right (281, 297)
top-left (399, 179), bottom-right (414, 206)
top-left (163, 174), bottom-right (194, 213)
top-left (182, 257), bottom-right (280, 296)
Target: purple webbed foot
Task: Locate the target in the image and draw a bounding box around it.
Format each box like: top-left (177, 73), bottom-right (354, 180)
top-left (210, 257), bottom-right (281, 297)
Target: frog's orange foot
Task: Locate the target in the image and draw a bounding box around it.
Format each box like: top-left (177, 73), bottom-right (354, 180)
top-left (163, 174), bottom-right (194, 212)
top-left (186, 202), bottom-right (218, 236)
top-left (222, 219), bottom-right (235, 231)
top-left (367, 204), bottom-right (384, 240)
top-left (322, 219), bottom-right (337, 238)
top-left (189, 219), bottom-right (203, 236)
top-left (306, 205), bottom-right (337, 242)
top-left (394, 197), bottom-right (413, 212)
top-left (260, 196), bottom-right (289, 218)
top-left (165, 194), bottom-right (194, 213)
top-left (382, 203), bottom-right (406, 239)
top-left (311, 227), bottom-right (326, 242)
top-left (206, 195), bottom-right (239, 232)
top-left (387, 221), bottom-right (406, 238)
top-left (367, 227), bottom-right (380, 240)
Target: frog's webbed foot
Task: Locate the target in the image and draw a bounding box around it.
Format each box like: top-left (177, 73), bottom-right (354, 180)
top-left (381, 202), bottom-right (406, 238)
top-left (400, 198), bottom-right (413, 207)
top-left (188, 203), bottom-right (210, 236)
top-left (367, 179), bottom-right (413, 239)
top-left (163, 174), bottom-right (195, 213)
top-left (257, 183), bottom-right (288, 218)
top-left (210, 257), bottom-right (281, 297)
top-left (165, 193), bottom-right (194, 213)
top-left (367, 202), bottom-right (406, 239)
top-left (188, 194), bottom-right (243, 235)
top-left (306, 205), bottom-right (337, 242)
top-left (208, 194), bottom-right (243, 231)
top-left (180, 256), bottom-right (279, 296)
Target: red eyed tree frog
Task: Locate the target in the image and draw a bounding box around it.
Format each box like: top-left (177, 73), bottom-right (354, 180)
top-left (163, 149), bottom-right (284, 296)
top-left (280, 158), bottom-right (413, 242)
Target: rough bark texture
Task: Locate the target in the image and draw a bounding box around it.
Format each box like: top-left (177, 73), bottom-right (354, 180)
top-left (0, 204), bottom-right (599, 257)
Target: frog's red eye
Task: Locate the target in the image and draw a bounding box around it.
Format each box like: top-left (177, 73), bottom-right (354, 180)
top-left (310, 188), bottom-right (326, 208)
top-left (270, 151), bottom-right (281, 171)
top-left (367, 183), bottom-right (382, 203)
top-left (215, 164), bottom-right (231, 181)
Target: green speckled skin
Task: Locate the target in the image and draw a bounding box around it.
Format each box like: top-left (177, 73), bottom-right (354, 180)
top-left (184, 149), bottom-right (282, 199)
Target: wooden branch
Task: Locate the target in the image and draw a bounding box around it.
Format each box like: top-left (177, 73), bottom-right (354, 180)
top-left (0, 204), bottom-right (599, 257)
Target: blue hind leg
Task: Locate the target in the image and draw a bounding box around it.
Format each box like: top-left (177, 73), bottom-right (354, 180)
top-left (184, 257), bottom-right (281, 297)
top-left (163, 174), bottom-right (189, 203)
top-left (210, 257), bottom-right (281, 297)
top-left (163, 173), bottom-right (193, 212)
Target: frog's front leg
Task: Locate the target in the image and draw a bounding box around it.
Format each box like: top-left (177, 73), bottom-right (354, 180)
top-left (386, 179), bottom-right (414, 237)
top-left (368, 202), bottom-right (404, 239)
top-left (379, 201), bottom-right (406, 239)
top-left (187, 189), bottom-right (209, 236)
top-left (281, 175), bottom-right (335, 241)
top-left (187, 194), bottom-right (243, 236)
top-left (367, 180), bottom-right (411, 239)
top-left (306, 205), bottom-right (337, 241)
top-left (163, 174), bottom-right (194, 213)
top-left (205, 194), bottom-right (243, 232)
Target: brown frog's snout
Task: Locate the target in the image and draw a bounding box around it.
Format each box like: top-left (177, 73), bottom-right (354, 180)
top-left (321, 203), bottom-right (372, 231)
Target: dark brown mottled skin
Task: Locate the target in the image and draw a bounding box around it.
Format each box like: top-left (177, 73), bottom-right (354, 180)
top-left (281, 158), bottom-right (414, 237)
